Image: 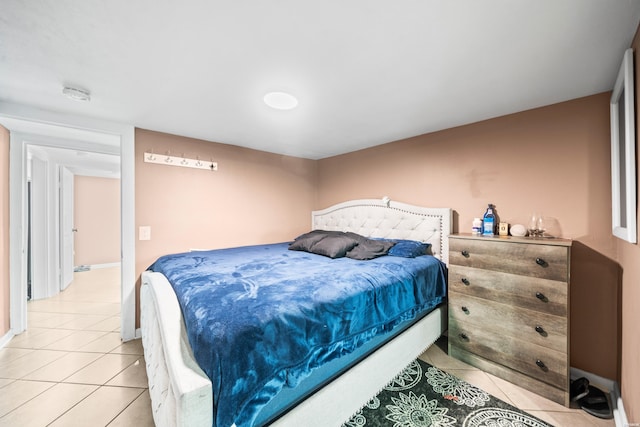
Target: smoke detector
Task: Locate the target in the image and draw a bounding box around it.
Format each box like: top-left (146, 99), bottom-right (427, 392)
top-left (62, 86), bottom-right (91, 102)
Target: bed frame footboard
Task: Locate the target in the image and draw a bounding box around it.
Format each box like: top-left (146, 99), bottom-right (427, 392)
top-left (141, 271), bottom-right (213, 427)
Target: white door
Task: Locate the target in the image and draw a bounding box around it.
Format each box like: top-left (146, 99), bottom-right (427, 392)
top-left (30, 156), bottom-right (48, 300)
top-left (60, 167), bottom-right (74, 290)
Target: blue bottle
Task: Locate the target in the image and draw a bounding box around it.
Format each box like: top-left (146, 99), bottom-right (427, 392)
top-left (482, 204), bottom-right (495, 236)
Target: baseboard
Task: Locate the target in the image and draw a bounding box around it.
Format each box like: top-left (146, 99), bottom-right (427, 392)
top-left (0, 330), bottom-right (15, 349)
top-left (570, 367), bottom-right (633, 427)
top-left (135, 327), bottom-right (142, 339)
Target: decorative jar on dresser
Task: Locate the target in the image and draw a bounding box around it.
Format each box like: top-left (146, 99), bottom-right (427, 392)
top-left (447, 233), bottom-right (572, 406)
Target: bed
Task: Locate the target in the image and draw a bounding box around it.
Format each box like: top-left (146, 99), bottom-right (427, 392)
top-left (140, 198), bottom-right (452, 427)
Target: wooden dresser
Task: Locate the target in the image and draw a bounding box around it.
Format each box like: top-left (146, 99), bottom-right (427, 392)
top-left (447, 233), bottom-right (572, 406)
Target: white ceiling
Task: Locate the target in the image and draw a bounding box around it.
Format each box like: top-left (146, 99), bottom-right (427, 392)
top-left (1, 1), bottom-right (640, 160)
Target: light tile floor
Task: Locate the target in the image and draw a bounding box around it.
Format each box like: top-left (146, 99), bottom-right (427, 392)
top-left (0, 267), bottom-right (153, 427)
top-left (0, 267), bottom-right (614, 426)
top-left (419, 339), bottom-right (615, 427)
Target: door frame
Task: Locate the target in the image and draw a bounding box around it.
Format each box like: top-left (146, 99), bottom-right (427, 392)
top-left (28, 153), bottom-right (56, 300)
top-left (59, 166), bottom-right (74, 291)
top-left (1, 101), bottom-right (136, 341)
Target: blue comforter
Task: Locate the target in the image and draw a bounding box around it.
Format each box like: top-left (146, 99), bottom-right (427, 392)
top-left (148, 243), bottom-right (447, 427)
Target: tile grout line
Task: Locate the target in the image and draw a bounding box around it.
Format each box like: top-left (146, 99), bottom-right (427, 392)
top-left (0, 379), bottom-right (58, 421)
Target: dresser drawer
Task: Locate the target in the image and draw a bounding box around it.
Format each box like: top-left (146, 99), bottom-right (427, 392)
top-left (449, 291), bottom-right (567, 353)
top-left (449, 324), bottom-right (568, 389)
top-left (449, 265), bottom-right (568, 316)
top-left (449, 238), bottom-right (569, 282)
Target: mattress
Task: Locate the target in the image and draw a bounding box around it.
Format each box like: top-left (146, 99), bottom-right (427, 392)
top-left (148, 242), bottom-right (447, 427)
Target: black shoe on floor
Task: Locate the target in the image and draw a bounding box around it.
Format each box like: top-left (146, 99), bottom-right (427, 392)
top-left (570, 377), bottom-right (589, 402)
top-left (579, 385), bottom-right (613, 419)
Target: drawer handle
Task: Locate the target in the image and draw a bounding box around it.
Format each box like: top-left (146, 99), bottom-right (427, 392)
top-left (461, 277), bottom-right (470, 286)
top-left (535, 359), bottom-right (548, 371)
top-left (459, 333), bottom-right (469, 341)
top-left (535, 257), bottom-right (548, 267)
top-left (461, 306), bottom-right (469, 314)
top-left (534, 325), bottom-right (547, 336)
top-left (535, 292), bottom-right (548, 302)
top-left (461, 250), bottom-right (470, 258)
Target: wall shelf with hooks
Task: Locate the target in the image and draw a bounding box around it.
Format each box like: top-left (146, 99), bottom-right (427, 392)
top-left (144, 152), bottom-right (218, 171)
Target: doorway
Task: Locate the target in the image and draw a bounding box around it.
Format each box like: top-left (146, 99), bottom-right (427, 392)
top-left (25, 144), bottom-right (121, 302)
top-left (0, 104), bottom-right (136, 341)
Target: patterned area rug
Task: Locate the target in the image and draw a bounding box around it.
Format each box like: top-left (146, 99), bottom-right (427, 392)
top-left (342, 358), bottom-right (553, 427)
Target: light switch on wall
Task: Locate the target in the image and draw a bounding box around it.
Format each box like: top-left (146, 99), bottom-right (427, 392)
top-left (139, 226), bottom-right (151, 241)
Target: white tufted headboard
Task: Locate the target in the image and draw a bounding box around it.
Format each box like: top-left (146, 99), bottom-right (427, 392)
top-left (312, 199), bottom-right (452, 264)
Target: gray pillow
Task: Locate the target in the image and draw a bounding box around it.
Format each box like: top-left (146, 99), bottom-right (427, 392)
top-left (288, 230), bottom-right (331, 252)
top-left (346, 239), bottom-right (395, 260)
top-left (309, 233), bottom-right (360, 258)
top-left (289, 230), bottom-right (396, 260)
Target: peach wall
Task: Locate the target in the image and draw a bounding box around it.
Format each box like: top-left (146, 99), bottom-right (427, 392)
top-left (619, 241), bottom-right (639, 419)
top-left (619, 27), bottom-right (640, 422)
top-left (0, 125), bottom-right (9, 336)
top-left (317, 93), bottom-right (621, 381)
top-left (74, 176), bottom-right (121, 267)
top-left (134, 129), bottom-right (317, 322)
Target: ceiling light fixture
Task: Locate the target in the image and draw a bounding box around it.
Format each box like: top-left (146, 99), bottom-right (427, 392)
top-left (62, 86), bottom-right (91, 102)
top-left (263, 91), bottom-right (298, 110)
